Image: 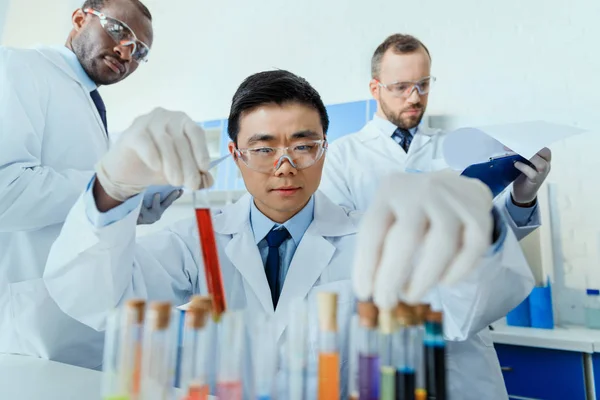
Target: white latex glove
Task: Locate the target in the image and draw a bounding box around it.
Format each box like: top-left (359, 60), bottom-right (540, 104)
top-left (137, 189), bottom-right (183, 225)
top-left (96, 108), bottom-right (214, 201)
top-left (512, 147), bottom-right (552, 205)
top-left (353, 171), bottom-right (495, 309)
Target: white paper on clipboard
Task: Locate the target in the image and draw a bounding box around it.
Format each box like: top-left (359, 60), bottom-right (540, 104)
top-left (443, 120), bottom-right (587, 171)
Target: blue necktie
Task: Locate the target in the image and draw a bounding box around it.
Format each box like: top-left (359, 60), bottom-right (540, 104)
top-left (90, 89), bottom-right (108, 134)
top-left (265, 227), bottom-right (290, 309)
top-left (392, 127), bottom-right (412, 153)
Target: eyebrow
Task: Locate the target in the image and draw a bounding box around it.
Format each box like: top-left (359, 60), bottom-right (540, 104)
top-left (245, 130), bottom-right (322, 147)
top-left (290, 130), bottom-right (322, 140)
top-left (246, 133), bottom-right (276, 146)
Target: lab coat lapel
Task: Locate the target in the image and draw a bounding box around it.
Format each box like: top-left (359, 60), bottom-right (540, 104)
top-left (215, 195), bottom-right (274, 315)
top-left (35, 46), bottom-right (108, 140)
top-left (358, 119), bottom-right (433, 160)
top-left (272, 192), bottom-right (357, 343)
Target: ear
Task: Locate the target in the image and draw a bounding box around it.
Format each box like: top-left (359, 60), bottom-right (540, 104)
top-left (71, 9), bottom-right (87, 32)
top-left (228, 141), bottom-right (238, 160)
top-left (369, 79), bottom-right (380, 101)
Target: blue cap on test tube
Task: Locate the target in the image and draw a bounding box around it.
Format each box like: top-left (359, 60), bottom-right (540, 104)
top-left (587, 289), bottom-right (600, 296)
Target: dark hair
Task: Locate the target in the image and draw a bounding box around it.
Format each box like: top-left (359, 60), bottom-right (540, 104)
top-left (81, 0), bottom-right (152, 20)
top-left (227, 70), bottom-right (329, 143)
top-left (371, 34), bottom-right (430, 78)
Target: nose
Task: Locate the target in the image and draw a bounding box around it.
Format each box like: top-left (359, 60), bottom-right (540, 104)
top-left (114, 42), bottom-right (133, 62)
top-left (274, 155), bottom-right (298, 176)
top-left (406, 86), bottom-right (421, 104)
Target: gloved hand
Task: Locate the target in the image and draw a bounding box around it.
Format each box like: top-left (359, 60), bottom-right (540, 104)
top-left (95, 108), bottom-right (214, 202)
top-left (353, 171), bottom-right (494, 309)
top-left (137, 189), bottom-right (183, 225)
top-left (512, 147), bottom-right (552, 206)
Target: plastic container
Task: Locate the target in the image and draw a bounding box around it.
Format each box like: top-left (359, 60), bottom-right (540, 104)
top-left (584, 289), bottom-right (600, 330)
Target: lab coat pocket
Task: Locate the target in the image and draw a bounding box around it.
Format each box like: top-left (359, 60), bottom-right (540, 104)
top-left (9, 278), bottom-right (105, 368)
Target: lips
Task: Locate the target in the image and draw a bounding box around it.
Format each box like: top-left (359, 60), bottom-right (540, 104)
top-left (104, 56), bottom-right (125, 74)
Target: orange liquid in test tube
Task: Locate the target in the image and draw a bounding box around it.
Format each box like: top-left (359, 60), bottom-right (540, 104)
top-left (187, 383), bottom-right (209, 400)
top-left (318, 352), bottom-right (340, 399)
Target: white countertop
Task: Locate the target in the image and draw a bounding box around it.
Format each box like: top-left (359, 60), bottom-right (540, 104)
top-left (0, 354), bottom-right (217, 399)
top-left (0, 354), bottom-right (102, 400)
top-left (491, 323), bottom-right (600, 353)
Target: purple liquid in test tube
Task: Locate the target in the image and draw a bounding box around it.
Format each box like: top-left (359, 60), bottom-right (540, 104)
top-left (358, 353), bottom-right (380, 400)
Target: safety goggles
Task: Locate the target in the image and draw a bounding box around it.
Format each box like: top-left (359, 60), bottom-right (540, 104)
top-left (234, 140), bottom-right (328, 174)
top-left (84, 8), bottom-right (150, 63)
top-left (378, 76), bottom-right (436, 98)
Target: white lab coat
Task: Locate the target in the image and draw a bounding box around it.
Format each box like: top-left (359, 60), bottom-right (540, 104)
top-left (0, 46), bottom-right (108, 368)
top-left (321, 119), bottom-right (540, 241)
top-left (44, 191), bottom-right (533, 399)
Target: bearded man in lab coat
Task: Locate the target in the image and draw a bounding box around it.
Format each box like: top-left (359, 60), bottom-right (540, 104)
top-left (44, 70), bottom-right (533, 399)
top-left (0, 0), bottom-right (180, 368)
top-left (321, 33), bottom-right (552, 242)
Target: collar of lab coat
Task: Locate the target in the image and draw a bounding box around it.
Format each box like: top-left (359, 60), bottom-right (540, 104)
top-left (250, 195), bottom-right (315, 246)
top-left (212, 190), bottom-right (358, 238)
top-left (357, 118), bottom-right (438, 149)
top-left (34, 45), bottom-right (97, 92)
top-left (371, 114), bottom-right (418, 138)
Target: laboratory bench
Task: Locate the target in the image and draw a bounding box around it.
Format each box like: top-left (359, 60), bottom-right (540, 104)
top-left (491, 323), bottom-right (600, 400)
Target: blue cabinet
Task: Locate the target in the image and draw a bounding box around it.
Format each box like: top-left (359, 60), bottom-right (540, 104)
top-left (495, 344), bottom-right (586, 400)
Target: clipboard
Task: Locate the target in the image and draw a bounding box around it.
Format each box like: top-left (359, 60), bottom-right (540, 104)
top-left (460, 154), bottom-right (535, 197)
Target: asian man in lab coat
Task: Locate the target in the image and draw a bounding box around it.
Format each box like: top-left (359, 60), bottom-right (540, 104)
top-left (321, 33), bottom-right (552, 242)
top-left (0, 0), bottom-right (179, 368)
top-left (44, 70), bottom-right (533, 399)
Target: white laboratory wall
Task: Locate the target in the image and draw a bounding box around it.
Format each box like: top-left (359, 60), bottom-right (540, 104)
top-left (2, 0), bottom-right (599, 323)
top-left (0, 0), bottom-right (9, 42)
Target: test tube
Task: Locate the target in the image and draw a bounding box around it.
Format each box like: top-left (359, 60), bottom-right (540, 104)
top-left (424, 311), bottom-right (446, 400)
top-left (252, 314), bottom-right (278, 400)
top-left (217, 310), bottom-right (245, 400)
top-left (348, 315), bottom-right (359, 400)
top-left (102, 308), bottom-right (125, 400)
top-left (317, 292), bottom-right (339, 400)
top-left (120, 300), bottom-right (145, 399)
top-left (193, 190), bottom-right (227, 321)
top-left (288, 298), bottom-right (308, 400)
top-left (378, 309), bottom-right (395, 400)
top-left (140, 302), bottom-right (176, 400)
top-left (394, 303), bottom-right (416, 400)
top-left (413, 305), bottom-right (430, 400)
top-left (357, 301), bottom-right (380, 400)
top-left (180, 298), bottom-right (211, 400)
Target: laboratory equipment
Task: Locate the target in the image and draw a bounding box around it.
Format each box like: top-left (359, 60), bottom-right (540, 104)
top-left (394, 304), bottom-right (415, 400)
top-left (413, 305), bottom-right (429, 400)
top-left (585, 289), bottom-right (600, 329)
top-left (424, 311), bottom-right (446, 400)
top-left (288, 298), bottom-right (308, 400)
top-left (193, 190), bottom-right (227, 321)
top-left (102, 299), bottom-right (146, 400)
top-left (217, 311), bottom-right (245, 400)
top-left (180, 298), bottom-right (211, 400)
top-left (252, 314), bottom-right (278, 400)
top-left (348, 315), bottom-right (359, 400)
top-left (378, 309), bottom-right (395, 400)
top-left (356, 301), bottom-right (380, 400)
top-left (317, 292), bottom-right (340, 400)
top-left (140, 302), bottom-right (176, 400)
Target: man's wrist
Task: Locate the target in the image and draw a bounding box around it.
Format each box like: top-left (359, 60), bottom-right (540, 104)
top-left (511, 193), bottom-right (537, 208)
top-left (93, 179), bottom-right (124, 212)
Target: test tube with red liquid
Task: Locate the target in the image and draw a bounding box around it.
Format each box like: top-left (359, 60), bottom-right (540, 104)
top-left (217, 310), bottom-right (245, 400)
top-left (193, 190), bottom-right (227, 321)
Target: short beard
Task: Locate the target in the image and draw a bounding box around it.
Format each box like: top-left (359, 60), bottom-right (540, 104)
top-left (380, 97), bottom-right (424, 130)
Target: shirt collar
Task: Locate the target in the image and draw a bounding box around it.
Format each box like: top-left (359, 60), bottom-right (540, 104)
top-left (250, 196), bottom-right (315, 246)
top-left (372, 114), bottom-right (419, 138)
top-left (50, 45), bottom-right (97, 92)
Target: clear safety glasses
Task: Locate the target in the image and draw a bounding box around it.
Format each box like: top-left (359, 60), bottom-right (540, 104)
top-left (235, 140), bottom-right (328, 174)
top-left (378, 76), bottom-right (436, 98)
top-left (84, 8), bottom-right (150, 63)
